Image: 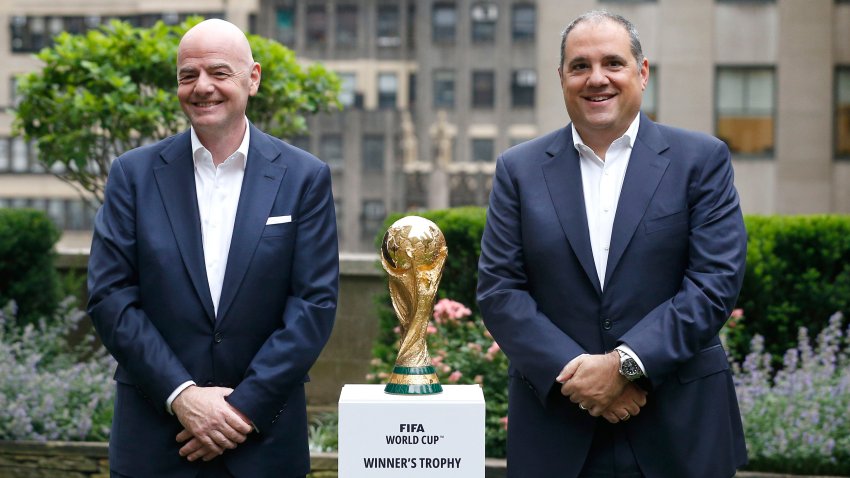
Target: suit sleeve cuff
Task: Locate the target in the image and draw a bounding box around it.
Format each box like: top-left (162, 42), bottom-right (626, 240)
top-left (616, 344), bottom-right (648, 377)
top-left (166, 380), bottom-right (196, 415)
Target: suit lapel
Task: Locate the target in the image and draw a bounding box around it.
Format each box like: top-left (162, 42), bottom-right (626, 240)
top-left (604, 115), bottom-right (671, 287)
top-left (216, 125), bottom-right (287, 321)
top-left (153, 131), bottom-right (216, 321)
top-left (542, 127), bottom-right (602, 295)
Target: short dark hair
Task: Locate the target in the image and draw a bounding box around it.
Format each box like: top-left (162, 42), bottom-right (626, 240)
top-left (559, 10), bottom-right (644, 70)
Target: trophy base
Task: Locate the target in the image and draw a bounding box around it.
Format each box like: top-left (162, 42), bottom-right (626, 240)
top-left (384, 365), bottom-right (443, 395)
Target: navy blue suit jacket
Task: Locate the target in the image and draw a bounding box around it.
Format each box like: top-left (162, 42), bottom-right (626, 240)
top-left (477, 114), bottom-right (747, 478)
top-left (88, 123), bottom-right (339, 477)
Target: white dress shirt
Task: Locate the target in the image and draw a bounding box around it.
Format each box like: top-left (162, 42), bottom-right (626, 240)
top-left (166, 123), bottom-right (250, 413)
top-left (192, 126), bottom-right (250, 315)
top-left (572, 114), bottom-right (647, 375)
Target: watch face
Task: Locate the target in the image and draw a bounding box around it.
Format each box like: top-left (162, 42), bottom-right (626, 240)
top-left (621, 358), bottom-right (641, 380)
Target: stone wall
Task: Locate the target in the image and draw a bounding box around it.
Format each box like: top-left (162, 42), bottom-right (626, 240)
top-left (0, 441), bottom-right (108, 478)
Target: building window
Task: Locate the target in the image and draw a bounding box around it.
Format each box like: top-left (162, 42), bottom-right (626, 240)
top-left (306, 5), bottom-right (327, 46)
top-left (11, 16), bottom-right (45, 53)
top-left (512, 4), bottom-right (535, 42)
top-left (409, 72), bottom-right (417, 108)
top-left (837, 67), bottom-right (850, 158)
top-left (275, 7), bottom-right (296, 46)
top-left (471, 3), bottom-right (498, 43)
top-left (433, 70), bottom-right (456, 108)
top-left (716, 67), bottom-right (775, 156)
top-left (336, 4), bottom-right (358, 47)
top-left (471, 138), bottom-right (495, 162)
top-left (11, 137), bottom-right (29, 173)
top-left (511, 69), bottom-right (536, 107)
top-left (0, 138), bottom-right (9, 172)
top-left (377, 73), bottom-right (398, 109)
top-left (377, 4), bottom-right (401, 47)
top-left (407, 3), bottom-right (417, 49)
top-left (472, 71), bottom-right (495, 108)
top-left (320, 134), bottom-right (343, 168)
top-left (362, 135), bottom-right (385, 172)
top-left (9, 76), bottom-right (19, 108)
top-left (361, 199), bottom-right (386, 241)
top-left (643, 66), bottom-right (658, 121)
top-left (338, 73), bottom-right (357, 108)
top-left (432, 3), bottom-right (456, 43)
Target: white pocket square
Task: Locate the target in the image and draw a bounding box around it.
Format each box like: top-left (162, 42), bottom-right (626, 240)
top-left (266, 215), bottom-right (292, 225)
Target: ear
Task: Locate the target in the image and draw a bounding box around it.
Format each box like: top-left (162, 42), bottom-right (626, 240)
top-left (557, 65), bottom-right (565, 84)
top-left (249, 62), bottom-right (262, 96)
top-left (639, 58), bottom-right (649, 91)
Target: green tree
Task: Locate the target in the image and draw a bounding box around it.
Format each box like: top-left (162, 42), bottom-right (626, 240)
top-left (14, 18), bottom-right (340, 204)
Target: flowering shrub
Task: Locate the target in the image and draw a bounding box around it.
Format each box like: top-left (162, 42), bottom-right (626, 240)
top-left (734, 312), bottom-right (850, 474)
top-left (0, 298), bottom-right (115, 441)
top-left (367, 299), bottom-right (509, 457)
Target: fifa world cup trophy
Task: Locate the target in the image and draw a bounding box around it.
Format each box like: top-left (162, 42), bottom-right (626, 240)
top-left (380, 216), bottom-right (447, 395)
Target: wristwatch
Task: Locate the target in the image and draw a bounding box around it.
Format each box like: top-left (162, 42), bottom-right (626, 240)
top-left (617, 349), bottom-right (643, 381)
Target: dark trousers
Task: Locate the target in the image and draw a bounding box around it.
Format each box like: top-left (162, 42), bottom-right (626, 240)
top-left (578, 420), bottom-right (644, 478)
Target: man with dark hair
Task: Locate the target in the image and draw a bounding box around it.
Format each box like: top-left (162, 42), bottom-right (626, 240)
top-left (478, 10), bottom-right (747, 478)
top-left (88, 19), bottom-right (338, 478)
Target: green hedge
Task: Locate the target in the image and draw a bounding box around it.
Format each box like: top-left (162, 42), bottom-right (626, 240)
top-left (735, 215), bottom-right (850, 361)
top-left (0, 208), bottom-right (61, 325)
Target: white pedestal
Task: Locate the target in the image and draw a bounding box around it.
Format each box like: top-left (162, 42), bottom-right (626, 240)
top-left (338, 384), bottom-right (485, 478)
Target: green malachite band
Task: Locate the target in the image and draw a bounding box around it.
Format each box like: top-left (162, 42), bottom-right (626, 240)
top-left (392, 365), bottom-right (436, 375)
top-left (384, 383), bottom-right (444, 395)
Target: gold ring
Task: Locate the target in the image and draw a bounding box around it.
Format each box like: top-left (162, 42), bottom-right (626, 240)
top-left (620, 413), bottom-right (630, 421)
top-left (579, 404), bottom-right (587, 410)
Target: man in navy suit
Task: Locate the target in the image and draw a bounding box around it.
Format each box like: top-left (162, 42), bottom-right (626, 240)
top-left (477, 11), bottom-right (747, 478)
top-left (87, 19), bottom-right (338, 477)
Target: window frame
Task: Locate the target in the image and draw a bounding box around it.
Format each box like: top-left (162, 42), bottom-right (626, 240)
top-left (835, 65), bottom-right (850, 159)
top-left (432, 2), bottom-right (457, 44)
top-left (714, 65), bottom-right (777, 158)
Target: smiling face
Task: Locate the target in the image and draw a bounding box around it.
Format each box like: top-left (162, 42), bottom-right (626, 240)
top-left (558, 18), bottom-right (648, 149)
top-left (176, 20), bottom-right (261, 140)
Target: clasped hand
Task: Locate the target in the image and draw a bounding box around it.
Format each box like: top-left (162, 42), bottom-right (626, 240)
top-left (556, 352), bottom-right (648, 423)
top-left (171, 386), bottom-right (254, 462)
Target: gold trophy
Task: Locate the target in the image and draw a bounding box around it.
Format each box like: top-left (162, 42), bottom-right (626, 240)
top-left (381, 216), bottom-right (447, 395)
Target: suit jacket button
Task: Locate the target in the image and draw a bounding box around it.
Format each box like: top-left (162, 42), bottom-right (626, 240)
top-left (602, 319), bottom-right (612, 330)
top-left (214, 332), bottom-right (223, 343)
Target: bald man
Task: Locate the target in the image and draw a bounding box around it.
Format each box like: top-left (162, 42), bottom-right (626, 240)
top-left (88, 19), bottom-right (339, 477)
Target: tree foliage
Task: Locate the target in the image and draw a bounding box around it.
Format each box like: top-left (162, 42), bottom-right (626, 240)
top-left (14, 18), bottom-right (340, 204)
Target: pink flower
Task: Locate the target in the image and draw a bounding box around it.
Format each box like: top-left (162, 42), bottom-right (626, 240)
top-left (731, 308), bottom-right (744, 319)
top-left (467, 342), bottom-right (482, 353)
top-left (448, 370), bottom-right (463, 383)
top-left (433, 299), bottom-right (473, 323)
top-left (499, 416), bottom-right (508, 430)
top-left (427, 324), bottom-right (438, 335)
top-left (393, 326), bottom-right (402, 335)
top-left (432, 355), bottom-right (443, 365)
top-left (440, 364), bottom-right (451, 374)
top-left (485, 341), bottom-right (502, 361)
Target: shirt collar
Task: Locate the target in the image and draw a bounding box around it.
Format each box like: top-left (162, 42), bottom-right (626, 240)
top-left (190, 117), bottom-right (251, 169)
top-left (571, 113), bottom-right (641, 152)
